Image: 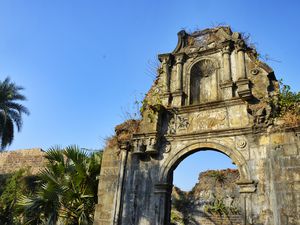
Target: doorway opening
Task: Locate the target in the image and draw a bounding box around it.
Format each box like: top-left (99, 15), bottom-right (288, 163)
top-left (169, 149), bottom-right (242, 225)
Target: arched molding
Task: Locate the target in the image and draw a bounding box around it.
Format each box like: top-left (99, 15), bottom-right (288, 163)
top-left (158, 141), bottom-right (252, 184)
top-left (186, 56), bottom-right (220, 73)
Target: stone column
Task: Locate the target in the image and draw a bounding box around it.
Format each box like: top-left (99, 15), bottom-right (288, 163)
top-left (154, 183), bottom-right (173, 225)
top-left (236, 180), bottom-right (257, 225)
top-left (93, 146), bottom-right (122, 225)
top-left (220, 45), bottom-right (234, 99)
top-left (113, 143), bottom-right (130, 224)
top-left (172, 53), bottom-right (186, 107)
top-left (158, 54), bottom-right (172, 106)
top-left (235, 40), bottom-right (252, 100)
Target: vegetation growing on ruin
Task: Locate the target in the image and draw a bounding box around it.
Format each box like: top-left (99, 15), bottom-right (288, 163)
top-left (203, 195), bottom-right (240, 216)
top-left (276, 80), bottom-right (300, 126)
top-left (139, 76), bottom-right (164, 123)
top-left (206, 170), bottom-right (227, 184)
top-left (171, 169), bottom-right (241, 224)
top-left (106, 119), bottom-right (140, 148)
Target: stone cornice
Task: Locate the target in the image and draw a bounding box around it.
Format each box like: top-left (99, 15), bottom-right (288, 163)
top-left (167, 98), bottom-right (244, 114)
top-left (165, 127), bottom-right (253, 141)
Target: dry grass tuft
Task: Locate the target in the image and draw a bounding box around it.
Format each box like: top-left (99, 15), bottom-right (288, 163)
top-left (279, 111), bottom-right (300, 127)
top-left (105, 119), bottom-right (140, 149)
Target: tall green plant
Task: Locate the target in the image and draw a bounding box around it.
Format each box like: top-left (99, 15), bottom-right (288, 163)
top-left (0, 169), bottom-right (37, 225)
top-left (19, 146), bottom-right (102, 225)
top-left (0, 77), bottom-right (29, 150)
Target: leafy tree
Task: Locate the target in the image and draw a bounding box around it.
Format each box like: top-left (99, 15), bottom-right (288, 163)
top-left (0, 77), bottom-right (29, 150)
top-left (19, 146), bottom-right (102, 225)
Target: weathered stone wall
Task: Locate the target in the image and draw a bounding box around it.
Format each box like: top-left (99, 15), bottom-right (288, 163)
top-left (93, 27), bottom-right (300, 225)
top-left (171, 169), bottom-right (242, 225)
top-left (0, 148), bottom-right (46, 174)
top-left (93, 145), bottom-right (124, 225)
top-left (195, 214), bottom-right (242, 225)
top-left (249, 131), bottom-right (300, 225)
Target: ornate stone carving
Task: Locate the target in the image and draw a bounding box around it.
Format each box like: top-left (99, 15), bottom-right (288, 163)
top-left (177, 116), bottom-right (189, 130)
top-left (250, 102), bottom-right (272, 126)
top-left (167, 115), bottom-right (189, 134)
top-left (250, 68), bottom-right (259, 75)
top-left (174, 53), bottom-right (186, 64)
top-left (168, 117), bottom-right (176, 134)
top-left (192, 59), bottom-right (215, 77)
top-left (188, 110), bottom-right (227, 132)
top-left (145, 137), bottom-right (158, 155)
top-left (235, 39), bottom-right (246, 52)
top-left (222, 45), bottom-right (232, 55)
top-left (236, 138), bottom-right (247, 150)
top-left (132, 139), bottom-right (145, 155)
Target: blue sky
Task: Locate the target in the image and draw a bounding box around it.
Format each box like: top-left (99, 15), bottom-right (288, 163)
top-left (0, 0), bottom-right (299, 190)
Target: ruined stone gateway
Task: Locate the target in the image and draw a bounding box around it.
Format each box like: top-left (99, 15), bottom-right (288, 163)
top-left (93, 27), bottom-right (300, 225)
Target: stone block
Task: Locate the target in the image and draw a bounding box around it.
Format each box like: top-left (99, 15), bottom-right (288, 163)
top-left (283, 144), bottom-right (298, 156)
top-left (259, 135), bottom-right (270, 145)
top-left (270, 133), bottom-right (285, 145)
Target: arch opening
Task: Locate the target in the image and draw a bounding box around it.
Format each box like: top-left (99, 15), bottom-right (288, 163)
top-left (167, 148), bottom-right (243, 225)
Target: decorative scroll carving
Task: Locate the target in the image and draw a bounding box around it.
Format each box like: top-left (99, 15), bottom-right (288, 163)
top-left (167, 114), bottom-right (189, 134)
top-left (177, 116), bottom-right (189, 130)
top-left (236, 137), bottom-right (247, 150)
top-left (250, 68), bottom-right (259, 75)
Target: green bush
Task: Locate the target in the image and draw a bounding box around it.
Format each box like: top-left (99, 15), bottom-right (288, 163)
top-left (277, 80), bottom-right (300, 117)
top-left (0, 169), bottom-right (37, 225)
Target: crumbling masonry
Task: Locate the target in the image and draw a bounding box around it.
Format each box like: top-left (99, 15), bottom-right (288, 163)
top-left (93, 27), bottom-right (300, 225)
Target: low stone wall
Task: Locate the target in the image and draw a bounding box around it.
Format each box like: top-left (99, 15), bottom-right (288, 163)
top-left (197, 214), bottom-right (242, 225)
top-left (0, 148), bottom-right (46, 174)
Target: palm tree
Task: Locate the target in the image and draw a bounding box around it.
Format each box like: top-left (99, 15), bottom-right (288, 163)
top-left (19, 146), bottom-right (102, 225)
top-left (0, 77), bottom-right (29, 150)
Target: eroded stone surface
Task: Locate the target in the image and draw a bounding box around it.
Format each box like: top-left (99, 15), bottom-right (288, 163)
top-left (94, 27), bottom-right (300, 225)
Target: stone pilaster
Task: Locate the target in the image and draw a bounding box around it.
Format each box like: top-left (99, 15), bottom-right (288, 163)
top-left (235, 40), bottom-right (252, 100)
top-left (236, 180), bottom-right (257, 225)
top-left (220, 45), bottom-right (234, 99)
top-left (154, 183), bottom-right (173, 225)
top-left (158, 54), bottom-right (172, 106)
top-left (172, 53), bottom-right (186, 107)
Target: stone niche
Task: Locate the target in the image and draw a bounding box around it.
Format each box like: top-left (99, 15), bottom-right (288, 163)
top-left (93, 27), bottom-right (300, 225)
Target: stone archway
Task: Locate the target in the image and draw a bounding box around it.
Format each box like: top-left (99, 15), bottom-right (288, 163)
top-left (159, 141), bottom-right (251, 183)
top-left (93, 27), bottom-right (300, 225)
top-left (156, 142), bottom-right (254, 225)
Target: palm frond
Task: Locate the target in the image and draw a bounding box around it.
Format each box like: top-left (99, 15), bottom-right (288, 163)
top-left (1, 116), bottom-right (14, 149)
top-left (45, 147), bottom-right (65, 166)
top-left (0, 77), bottom-right (29, 149)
